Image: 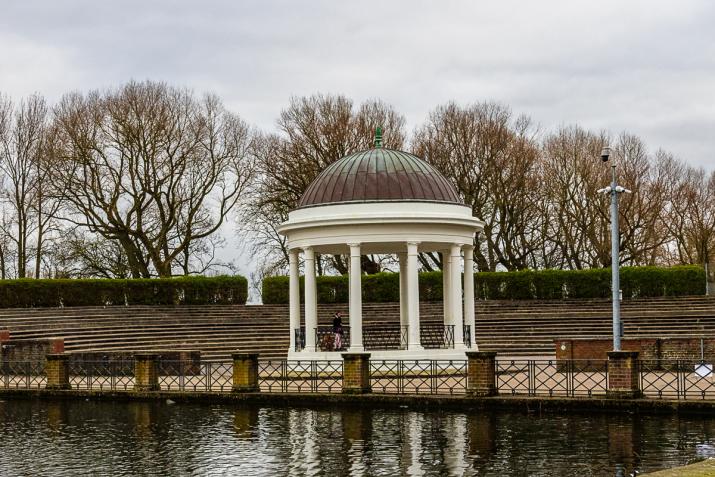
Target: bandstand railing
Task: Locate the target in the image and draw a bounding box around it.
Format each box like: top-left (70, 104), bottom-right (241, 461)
top-left (421, 324), bottom-right (454, 349)
top-left (294, 323), bottom-right (459, 352)
top-left (294, 328), bottom-right (305, 352)
top-left (315, 326), bottom-right (350, 352)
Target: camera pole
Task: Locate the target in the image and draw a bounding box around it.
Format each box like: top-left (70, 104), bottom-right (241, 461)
top-left (597, 147), bottom-right (631, 352)
top-left (609, 160), bottom-right (621, 352)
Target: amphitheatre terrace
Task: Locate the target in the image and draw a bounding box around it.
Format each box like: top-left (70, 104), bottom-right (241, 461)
top-left (1, 295), bottom-right (714, 362)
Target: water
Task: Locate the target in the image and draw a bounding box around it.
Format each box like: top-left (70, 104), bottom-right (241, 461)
top-left (0, 399), bottom-right (714, 476)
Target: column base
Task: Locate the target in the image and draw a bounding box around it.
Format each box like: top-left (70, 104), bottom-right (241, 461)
top-left (232, 385), bottom-right (260, 393)
top-left (342, 386), bottom-right (372, 394)
top-left (408, 344), bottom-right (424, 351)
top-left (348, 345), bottom-right (364, 352)
top-left (606, 390), bottom-right (642, 399)
top-left (467, 386), bottom-right (497, 397)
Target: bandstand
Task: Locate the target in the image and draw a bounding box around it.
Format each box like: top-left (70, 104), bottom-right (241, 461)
top-left (278, 132), bottom-right (484, 360)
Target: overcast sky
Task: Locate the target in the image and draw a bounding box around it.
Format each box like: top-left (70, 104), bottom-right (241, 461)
top-left (1, 1), bottom-right (714, 283)
top-left (1, 1), bottom-right (714, 169)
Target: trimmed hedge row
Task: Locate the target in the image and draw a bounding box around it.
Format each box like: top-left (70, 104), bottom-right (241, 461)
top-left (474, 266), bottom-right (705, 300)
top-left (261, 265), bottom-right (705, 304)
top-left (0, 275), bottom-right (248, 308)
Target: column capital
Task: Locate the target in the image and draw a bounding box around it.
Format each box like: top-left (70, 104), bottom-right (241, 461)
top-left (463, 244), bottom-right (475, 253)
top-left (348, 243), bottom-right (361, 256)
top-left (450, 243), bottom-right (464, 256)
top-left (406, 242), bottom-right (420, 255)
top-left (303, 246), bottom-right (314, 256)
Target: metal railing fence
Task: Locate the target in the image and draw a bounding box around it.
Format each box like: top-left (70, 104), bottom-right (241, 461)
top-left (496, 359), bottom-right (609, 397)
top-left (157, 360), bottom-right (233, 392)
top-left (69, 360), bottom-right (134, 391)
top-left (258, 360), bottom-right (343, 393)
top-left (1, 361), bottom-right (46, 389)
top-left (5, 356), bottom-right (715, 401)
top-left (315, 327), bottom-right (351, 352)
top-left (640, 360), bottom-right (715, 400)
top-left (370, 359), bottom-right (467, 395)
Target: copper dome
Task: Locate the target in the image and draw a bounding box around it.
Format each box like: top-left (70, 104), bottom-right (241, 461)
top-left (297, 148), bottom-right (462, 208)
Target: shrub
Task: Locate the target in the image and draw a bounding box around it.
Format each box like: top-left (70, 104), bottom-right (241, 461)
top-left (0, 275), bottom-right (248, 308)
top-left (262, 265), bottom-right (706, 303)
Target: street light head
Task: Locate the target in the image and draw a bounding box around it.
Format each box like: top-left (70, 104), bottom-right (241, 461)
top-left (600, 147), bottom-right (611, 162)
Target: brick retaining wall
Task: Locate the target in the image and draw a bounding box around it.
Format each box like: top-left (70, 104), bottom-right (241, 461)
top-left (556, 337), bottom-right (715, 369)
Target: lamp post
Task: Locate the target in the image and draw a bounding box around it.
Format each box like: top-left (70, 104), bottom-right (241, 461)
top-left (597, 147), bottom-right (632, 351)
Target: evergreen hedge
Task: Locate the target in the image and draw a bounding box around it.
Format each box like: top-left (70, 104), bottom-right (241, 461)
top-left (261, 265), bottom-right (706, 304)
top-left (0, 275), bottom-right (248, 308)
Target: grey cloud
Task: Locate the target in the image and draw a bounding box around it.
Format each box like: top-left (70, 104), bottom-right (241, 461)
top-left (0, 0), bottom-right (713, 169)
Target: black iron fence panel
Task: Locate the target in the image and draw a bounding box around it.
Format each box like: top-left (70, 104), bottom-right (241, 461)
top-left (369, 360), bottom-right (467, 395)
top-left (640, 360), bottom-right (715, 400)
top-left (496, 359), bottom-right (608, 397)
top-left (420, 324), bottom-right (455, 349)
top-left (207, 362), bottom-right (233, 392)
top-left (258, 360), bottom-right (343, 393)
top-left (315, 327), bottom-right (350, 352)
top-left (294, 328), bottom-right (306, 352)
top-left (156, 361), bottom-right (233, 392)
top-left (363, 325), bottom-right (403, 350)
top-left (159, 360), bottom-right (195, 391)
top-left (463, 325), bottom-right (471, 349)
top-left (1, 361), bottom-right (45, 389)
top-left (69, 360), bottom-right (134, 391)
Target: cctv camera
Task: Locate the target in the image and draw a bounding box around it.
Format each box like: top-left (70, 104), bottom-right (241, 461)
top-left (600, 147), bottom-right (611, 162)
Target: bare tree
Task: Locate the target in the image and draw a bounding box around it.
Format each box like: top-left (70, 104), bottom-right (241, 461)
top-left (249, 94), bottom-right (406, 275)
top-left (413, 101), bottom-right (542, 271)
top-left (663, 162), bottom-right (715, 268)
top-left (48, 81), bottom-right (255, 277)
top-left (0, 93), bottom-right (59, 278)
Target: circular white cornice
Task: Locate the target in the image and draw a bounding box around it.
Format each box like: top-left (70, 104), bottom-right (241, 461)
top-left (278, 202), bottom-right (484, 235)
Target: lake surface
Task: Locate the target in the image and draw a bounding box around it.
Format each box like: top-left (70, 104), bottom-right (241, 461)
top-left (1, 399), bottom-right (714, 476)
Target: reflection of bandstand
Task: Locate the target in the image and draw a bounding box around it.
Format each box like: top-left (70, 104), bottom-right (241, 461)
top-left (278, 131), bottom-right (484, 360)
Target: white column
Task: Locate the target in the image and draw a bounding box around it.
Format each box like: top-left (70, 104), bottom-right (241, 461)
top-left (289, 249), bottom-right (300, 352)
top-left (451, 243), bottom-right (464, 348)
top-left (442, 251), bottom-right (452, 327)
top-left (398, 252), bottom-right (408, 348)
top-left (348, 243), bottom-right (364, 352)
top-left (406, 242), bottom-right (423, 350)
top-left (463, 245), bottom-right (476, 350)
top-left (303, 247), bottom-right (317, 352)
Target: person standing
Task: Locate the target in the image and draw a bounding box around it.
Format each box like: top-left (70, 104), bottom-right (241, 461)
top-left (332, 311), bottom-right (344, 351)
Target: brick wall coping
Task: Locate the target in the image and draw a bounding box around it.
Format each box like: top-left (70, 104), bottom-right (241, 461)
top-left (558, 336), bottom-right (712, 341)
top-left (232, 352), bottom-right (259, 359)
top-left (466, 351), bottom-right (497, 359)
top-left (341, 353), bottom-right (371, 359)
top-left (46, 353), bottom-right (69, 360)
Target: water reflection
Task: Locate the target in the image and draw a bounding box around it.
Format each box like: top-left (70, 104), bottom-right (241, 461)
top-left (1, 399), bottom-right (714, 476)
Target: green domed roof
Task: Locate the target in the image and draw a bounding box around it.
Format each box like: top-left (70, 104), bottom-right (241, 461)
top-left (297, 148), bottom-right (462, 208)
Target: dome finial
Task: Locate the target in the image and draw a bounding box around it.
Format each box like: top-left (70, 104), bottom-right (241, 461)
top-left (374, 126), bottom-right (383, 148)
